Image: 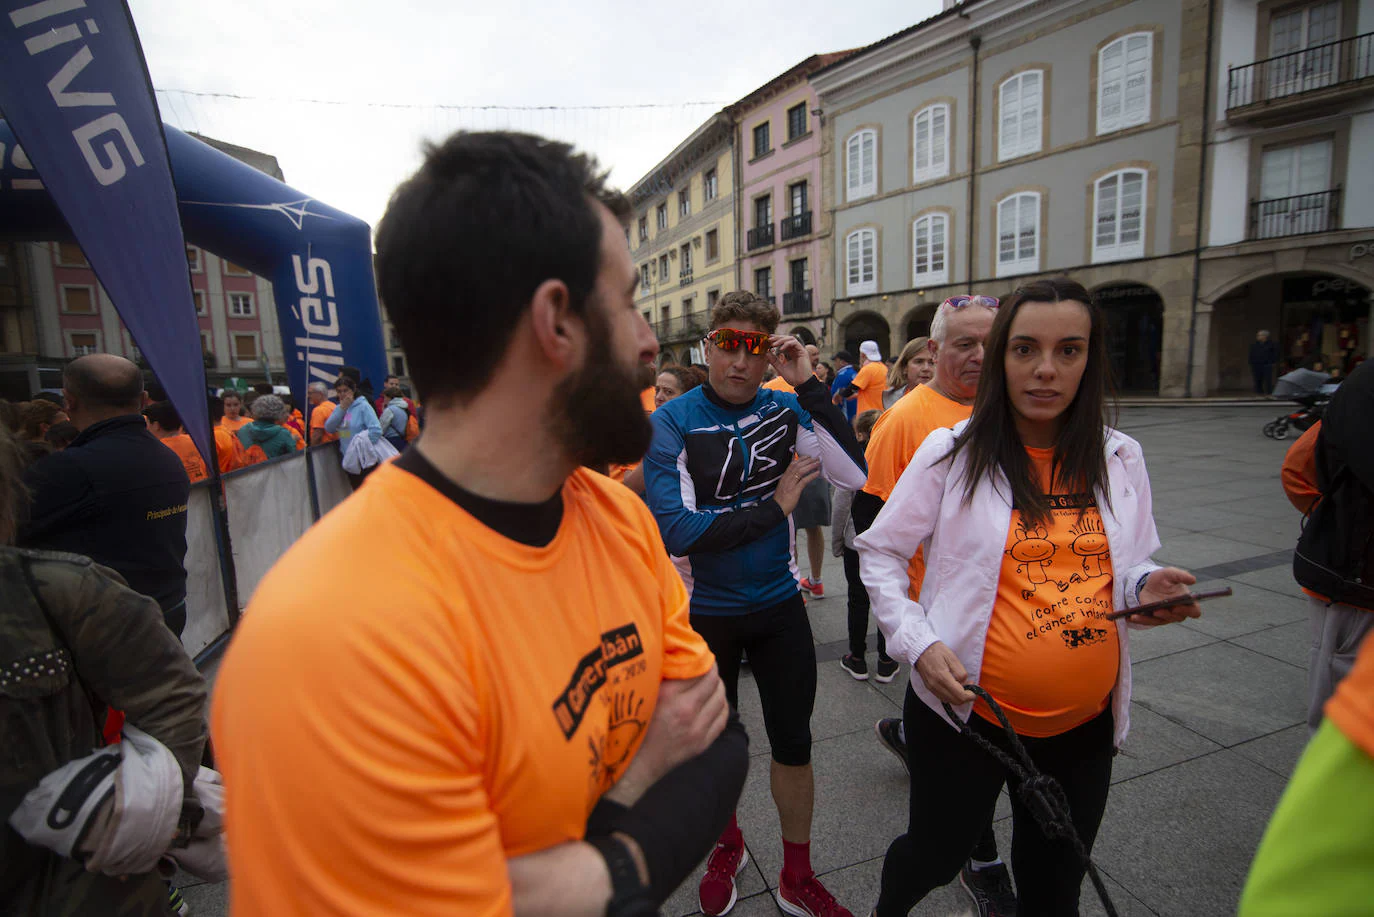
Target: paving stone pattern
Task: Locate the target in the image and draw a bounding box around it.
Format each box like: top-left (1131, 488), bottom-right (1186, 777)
top-left (181, 405), bottom-right (1306, 916)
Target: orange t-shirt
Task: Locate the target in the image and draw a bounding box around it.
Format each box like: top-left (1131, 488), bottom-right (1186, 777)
top-left (211, 464), bottom-right (715, 915)
top-left (977, 447), bottom-right (1120, 737)
top-left (160, 432), bottom-right (207, 484)
top-left (1327, 631), bottom-right (1374, 758)
top-left (308, 399), bottom-right (338, 444)
top-left (640, 386), bottom-right (656, 414)
top-left (219, 414), bottom-right (251, 435)
top-left (862, 383), bottom-right (973, 598)
top-left (212, 425), bottom-right (245, 474)
top-left (851, 361), bottom-right (888, 415)
top-left (762, 375), bottom-right (794, 393)
top-left (1282, 422), bottom-right (1322, 514)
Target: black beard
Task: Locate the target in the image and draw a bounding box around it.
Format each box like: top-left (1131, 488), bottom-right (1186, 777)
top-left (548, 333), bottom-right (655, 468)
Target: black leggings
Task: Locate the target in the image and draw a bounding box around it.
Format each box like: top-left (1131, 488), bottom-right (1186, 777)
top-left (843, 547), bottom-right (887, 659)
top-left (690, 593), bottom-right (817, 766)
top-left (877, 688), bottom-right (1115, 917)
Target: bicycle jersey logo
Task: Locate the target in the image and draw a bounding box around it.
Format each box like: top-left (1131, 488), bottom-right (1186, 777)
top-left (551, 623), bottom-right (644, 739)
top-left (688, 409), bottom-right (796, 507)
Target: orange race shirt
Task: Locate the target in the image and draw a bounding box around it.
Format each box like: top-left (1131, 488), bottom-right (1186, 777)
top-left (1281, 422), bottom-right (1321, 514)
top-left (160, 432), bottom-right (207, 484)
top-left (977, 447), bottom-right (1119, 737)
top-left (212, 425), bottom-right (244, 474)
top-left (211, 463), bottom-right (715, 916)
top-left (851, 361), bottom-right (888, 415)
top-left (762, 375), bottom-right (795, 393)
top-left (307, 399), bottom-right (338, 444)
top-left (862, 383), bottom-right (973, 598)
top-left (1327, 632), bottom-right (1374, 759)
top-left (640, 386), bottom-right (656, 414)
top-left (218, 414), bottom-right (251, 435)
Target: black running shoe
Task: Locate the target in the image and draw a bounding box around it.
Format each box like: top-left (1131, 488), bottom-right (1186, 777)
top-left (840, 654), bottom-right (869, 680)
top-left (959, 861), bottom-right (1018, 917)
top-left (874, 717), bottom-right (908, 774)
top-left (874, 656), bottom-right (899, 684)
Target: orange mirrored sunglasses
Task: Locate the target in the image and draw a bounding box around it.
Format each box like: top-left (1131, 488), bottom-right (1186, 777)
top-left (706, 328), bottom-right (770, 355)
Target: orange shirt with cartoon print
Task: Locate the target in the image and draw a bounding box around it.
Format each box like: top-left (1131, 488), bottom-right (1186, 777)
top-left (218, 414), bottom-right (251, 435)
top-left (862, 384), bottom-right (973, 599)
top-left (212, 425), bottom-right (245, 474)
top-left (977, 447), bottom-right (1120, 737)
top-left (211, 462), bottom-right (715, 916)
top-left (159, 432), bottom-right (207, 484)
top-left (851, 361), bottom-right (888, 415)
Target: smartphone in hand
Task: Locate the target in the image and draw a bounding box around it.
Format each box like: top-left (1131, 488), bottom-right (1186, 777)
top-left (1105, 587), bottom-right (1233, 621)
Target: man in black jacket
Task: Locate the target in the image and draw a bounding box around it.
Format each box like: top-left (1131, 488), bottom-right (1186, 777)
top-left (18, 354), bottom-right (192, 636)
top-left (1297, 359), bottom-right (1374, 729)
top-left (1249, 329), bottom-right (1279, 394)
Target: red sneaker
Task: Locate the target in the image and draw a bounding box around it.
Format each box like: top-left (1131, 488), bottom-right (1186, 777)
top-left (800, 577), bottom-right (824, 597)
top-left (699, 839), bottom-right (749, 915)
top-left (777, 871), bottom-right (853, 917)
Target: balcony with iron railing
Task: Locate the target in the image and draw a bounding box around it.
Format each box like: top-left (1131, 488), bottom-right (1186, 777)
top-left (779, 212), bottom-right (813, 242)
top-left (747, 223), bottom-right (775, 251)
top-left (1227, 32), bottom-right (1374, 120)
top-left (679, 268), bottom-right (693, 287)
top-left (652, 310), bottom-right (710, 343)
top-left (1249, 187), bottom-right (1341, 240)
top-left (782, 289), bottom-right (813, 315)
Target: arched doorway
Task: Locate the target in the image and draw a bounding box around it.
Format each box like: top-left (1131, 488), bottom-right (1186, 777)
top-left (790, 326), bottom-right (817, 346)
top-left (1094, 283), bottom-right (1163, 394)
top-left (903, 305), bottom-right (935, 344)
top-left (1211, 272), bottom-right (1369, 391)
top-left (842, 312), bottom-right (891, 361)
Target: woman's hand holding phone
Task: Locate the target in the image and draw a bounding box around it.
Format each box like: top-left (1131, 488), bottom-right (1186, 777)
top-left (1123, 567), bottom-right (1205, 627)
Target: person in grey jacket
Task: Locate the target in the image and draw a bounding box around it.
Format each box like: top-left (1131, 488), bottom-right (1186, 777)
top-left (377, 385), bottom-right (411, 453)
top-left (834, 409), bottom-right (891, 682)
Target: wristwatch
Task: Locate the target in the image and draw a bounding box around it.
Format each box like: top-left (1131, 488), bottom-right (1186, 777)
top-left (587, 834), bottom-right (658, 917)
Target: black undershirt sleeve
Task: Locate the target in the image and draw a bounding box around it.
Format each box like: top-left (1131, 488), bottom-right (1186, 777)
top-left (794, 376), bottom-right (868, 473)
top-left (585, 711), bottom-right (749, 904)
top-left (850, 489), bottom-right (885, 536)
top-left (685, 501), bottom-right (788, 555)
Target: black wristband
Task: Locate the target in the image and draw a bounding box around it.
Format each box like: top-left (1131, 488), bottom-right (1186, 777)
top-left (586, 797), bottom-right (630, 838)
top-left (586, 835), bottom-right (657, 917)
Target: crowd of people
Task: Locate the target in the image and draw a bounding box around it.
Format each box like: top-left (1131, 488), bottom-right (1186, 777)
top-left (2, 130), bottom-right (1371, 917)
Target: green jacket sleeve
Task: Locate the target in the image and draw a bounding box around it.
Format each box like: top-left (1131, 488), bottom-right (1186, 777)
top-left (1239, 719), bottom-right (1374, 916)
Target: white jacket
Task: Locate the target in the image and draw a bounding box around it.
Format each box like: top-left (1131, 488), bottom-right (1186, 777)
top-left (855, 422), bottom-right (1162, 748)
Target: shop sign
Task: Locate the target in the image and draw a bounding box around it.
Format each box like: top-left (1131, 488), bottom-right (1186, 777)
top-left (1350, 241), bottom-right (1374, 262)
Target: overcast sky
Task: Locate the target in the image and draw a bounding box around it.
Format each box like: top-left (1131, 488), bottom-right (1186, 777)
top-left (128, 0), bottom-right (942, 232)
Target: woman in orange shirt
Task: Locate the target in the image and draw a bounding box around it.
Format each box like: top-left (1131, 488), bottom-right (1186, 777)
top-left (858, 279), bottom-right (1202, 917)
top-left (218, 391), bottom-right (250, 435)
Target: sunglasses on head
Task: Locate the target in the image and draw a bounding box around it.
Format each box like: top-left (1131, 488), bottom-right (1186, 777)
top-left (942, 294), bottom-right (1000, 310)
top-left (707, 328), bottom-right (771, 355)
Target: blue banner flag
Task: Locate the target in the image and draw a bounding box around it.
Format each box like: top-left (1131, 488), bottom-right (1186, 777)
top-left (0, 0), bottom-right (211, 459)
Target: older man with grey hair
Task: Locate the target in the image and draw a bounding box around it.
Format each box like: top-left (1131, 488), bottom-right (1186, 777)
top-left (307, 381), bottom-right (338, 446)
top-left (1250, 329), bottom-right (1279, 395)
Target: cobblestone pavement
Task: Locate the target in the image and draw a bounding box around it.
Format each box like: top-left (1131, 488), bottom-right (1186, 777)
top-left (181, 404), bottom-right (1305, 917)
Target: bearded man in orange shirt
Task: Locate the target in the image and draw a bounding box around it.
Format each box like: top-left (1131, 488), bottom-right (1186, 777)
top-left (212, 132), bottom-right (748, 917)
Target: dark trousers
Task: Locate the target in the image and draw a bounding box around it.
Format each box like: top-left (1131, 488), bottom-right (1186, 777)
top-left (1251, 363), bottom-right (1274, 394)
top-left (690, 594), bottom-right (817, 766)
top-left (877, 688), bottom-right (1115, 917)
top-left (843, 547), bottom-right (887, 659)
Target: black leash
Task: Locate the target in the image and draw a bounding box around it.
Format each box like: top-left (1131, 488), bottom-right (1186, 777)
top-left (942, 685), bottom-right (1119, 917)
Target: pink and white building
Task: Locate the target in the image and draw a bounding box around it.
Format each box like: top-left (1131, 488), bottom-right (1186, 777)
top-left (733, 53), bottom-right (851, 349)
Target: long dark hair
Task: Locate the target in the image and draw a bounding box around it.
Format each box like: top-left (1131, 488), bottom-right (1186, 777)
top-left (944, 278), bottom-right (1117, 527)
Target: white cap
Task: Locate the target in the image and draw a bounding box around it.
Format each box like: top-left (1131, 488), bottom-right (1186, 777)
top-left (859, 340), bottom-right (882, 362)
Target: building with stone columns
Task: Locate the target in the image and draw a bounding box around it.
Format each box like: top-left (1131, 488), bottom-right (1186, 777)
top-left (809, 0), bottom-right (1372, 395)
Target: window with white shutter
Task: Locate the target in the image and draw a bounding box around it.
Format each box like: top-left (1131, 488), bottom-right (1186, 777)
top-left (998, 71), bottom-right (1043, 161)
top-left (912, 104), bottom-right (950, 184)
top-left (845, 228), bottom-right (877, 295)
top-left (912, 214), bottom-right (949, 286)
top-left (996, 193), bottom-right (1041, 278)
top-left (1098, 33), bottom-right (1152, 135)
top-left (846, 130), bottom-right (877, 201)
top-left (1092, 170), bottom-right (1146, 262)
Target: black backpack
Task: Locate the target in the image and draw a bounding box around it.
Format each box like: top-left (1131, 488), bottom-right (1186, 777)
top-left (1293, 426), bottom-right (1374, 609)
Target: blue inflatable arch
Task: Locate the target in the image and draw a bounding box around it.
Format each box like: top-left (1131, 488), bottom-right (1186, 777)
top-left (0, 121), bottom-right (387, 416)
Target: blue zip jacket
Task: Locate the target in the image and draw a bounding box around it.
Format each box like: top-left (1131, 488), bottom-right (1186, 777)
top-left (644, 376), bottom-right (868, 614)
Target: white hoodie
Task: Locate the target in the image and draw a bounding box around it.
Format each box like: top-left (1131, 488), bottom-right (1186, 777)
top-left (855, 421), bottom-right (1163, 748)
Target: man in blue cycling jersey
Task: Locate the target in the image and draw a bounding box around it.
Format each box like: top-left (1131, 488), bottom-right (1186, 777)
top-left (644, 291), bottom-right (868, 917)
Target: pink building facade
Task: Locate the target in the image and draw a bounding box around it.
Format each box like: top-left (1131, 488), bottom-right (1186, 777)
top-left (735, 55), bottom-right (848, 348)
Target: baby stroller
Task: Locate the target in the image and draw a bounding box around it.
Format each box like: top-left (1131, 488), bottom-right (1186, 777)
top-left (1263, 368), bottom-right (1338, 440)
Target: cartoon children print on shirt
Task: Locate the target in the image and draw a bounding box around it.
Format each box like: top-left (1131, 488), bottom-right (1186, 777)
top-left (1006, 494), bottom-right (1110, 600)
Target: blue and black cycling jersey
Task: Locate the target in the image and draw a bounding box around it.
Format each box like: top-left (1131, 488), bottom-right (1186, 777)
top-left (644, 376), bottom-right (868, 615)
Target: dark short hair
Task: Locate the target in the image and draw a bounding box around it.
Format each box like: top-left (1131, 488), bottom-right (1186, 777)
top-left (30, 391), bottom-right (63, 405)
top-left (253, 382), bottom-right (274, 395)
top-left (63, 356), bottom-right (143, 412)
top-left (710, 291), bottom-right (779, 334)
top-left (45, 421), bottom-right (78, 449)
top-left (143, 400), bottom-right (183, 431)
top-left (833, 350), bottom-right (854, 364)
top-left (0, 426), bottom-right (29, 543)
top-left (375, 131), bottom-right (627, 404)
